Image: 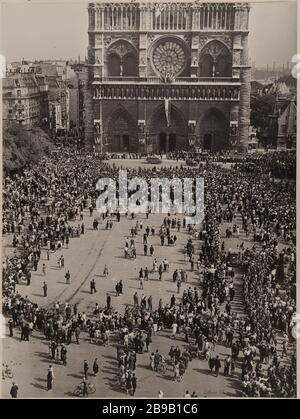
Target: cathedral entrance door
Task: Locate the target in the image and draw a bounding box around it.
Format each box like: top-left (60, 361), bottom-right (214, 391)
top-left (123, 135), bottom-right (130, 151)
top-left (203, 133), bottom-right (213, 151)
top-left (169, 133), bottom-right (176, 151)
top-left (159, 133), bottom-right (167, 152)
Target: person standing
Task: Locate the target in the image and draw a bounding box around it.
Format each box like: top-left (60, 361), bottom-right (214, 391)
top-left (131, 373), bottom-right (137, 396)
top-left (75, 326), bottom-right (80, 345)
top-left (43, 282), bottom-right (48, 297)
top-left (147, 296), bottom-right (153, 311)
top-left (171, 321), bottom-right (178, 339)
top-left (8, 319), bottom-right (14, 337)
top-left (214, 356), bottom-right (221, 377)
top-left (26, 271), bottom-right (31, 286)
top-left (47, 365), bottom-right (54, 391)
top-left (106, 294), bottom-right (111, 310)
top-left (90, 279), bottom-right (97, 294)
top-left (65, 270), bottom-right (71, 284)
top-left (133, 292), bottom-right (139, 306)
top-left (61, 345), bottom-right (67, 366)
top-left (150, 245), bottom-right (154, 257)
top-left (208, 356), bottom-right (215, 374)
top-left (119, 280), bottom-right (123, 294)
top-left (82, 377), bottom-right (88, 397)
top-left (115, 282), bottom-right (120, 297)
top-left (93, 358), bottom-right (99, 376)
top-left (10, 382), bottom-right (18, 398)
top-left (145, 334), bottom-right (151, 352)
top-left (224, 355), bottom-right (231, 376)
top-left (158, 264), bottom-right (163, 281)
top-left (83, 360), bottom-right (89, 380)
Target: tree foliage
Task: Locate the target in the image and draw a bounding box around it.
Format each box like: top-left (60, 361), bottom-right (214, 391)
top-left (3, 121), bottom-right (53, 173)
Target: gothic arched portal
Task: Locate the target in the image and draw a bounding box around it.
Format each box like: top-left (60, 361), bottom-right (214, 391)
top-left (148, 105), bottom-right (188, 153)
top-left (198, 108), bottom-right (229, 151)
top-left (105, 107), bottom-right (138, 152)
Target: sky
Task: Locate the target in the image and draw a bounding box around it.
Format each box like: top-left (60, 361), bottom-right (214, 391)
top-left (0, 1), bottom-right (297, 67)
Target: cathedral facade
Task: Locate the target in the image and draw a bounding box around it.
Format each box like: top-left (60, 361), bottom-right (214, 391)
top-left (85, 1), bottom-right (251, 153)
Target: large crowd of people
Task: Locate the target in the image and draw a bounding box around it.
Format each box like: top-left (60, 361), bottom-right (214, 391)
top-left (2, 148), bottom-right (297, 398)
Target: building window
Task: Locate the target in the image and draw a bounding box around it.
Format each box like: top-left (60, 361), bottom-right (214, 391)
top-left (17, 90), bottom-right (21, 97)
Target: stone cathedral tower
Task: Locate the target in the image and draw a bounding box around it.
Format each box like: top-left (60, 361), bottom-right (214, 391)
top-left (85, 1), bottom-right (251, 153)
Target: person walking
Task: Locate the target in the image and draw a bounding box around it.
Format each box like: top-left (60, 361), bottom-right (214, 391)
top-left (103, 265), bottom-right (109, 279)
top-left (10, 382), bottom-right (18, 398)
top-left (42, 264), bottom-right (46, 275)
top-left (43, 282), bottom-right (47, 297)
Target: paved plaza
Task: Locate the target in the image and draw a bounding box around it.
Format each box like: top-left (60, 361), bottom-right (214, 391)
top-left (2, 160), bottom-right (249, 398)
top-left (2, 156), bottom-right (295, 399)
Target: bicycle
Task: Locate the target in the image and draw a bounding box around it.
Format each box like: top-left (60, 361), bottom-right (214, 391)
top-left (2, 364), bottom-right (13, 380)
top-left (73, 382), bottom-right (96, 397)
top-left (157, 362), bottom-right (167, 375)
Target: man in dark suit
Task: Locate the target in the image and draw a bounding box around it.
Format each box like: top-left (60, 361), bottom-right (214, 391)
top-left (10, 383), bottom-right (18, 398)
top-left (214, 356), bottom-right (221, 377)
top-left (131, 373), bottom-right (137, 396)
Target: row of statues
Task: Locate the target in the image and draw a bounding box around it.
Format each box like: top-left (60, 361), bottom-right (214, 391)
top-left (94, 86), bottom-right (239, 100)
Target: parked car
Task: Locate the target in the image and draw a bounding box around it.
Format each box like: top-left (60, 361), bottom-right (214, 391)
top-left (186, 159), bottom-right (198, 167)
top-left (146, 156), bottom-right (162, 164)
top-left (227, 250), bottom-right (239, 267)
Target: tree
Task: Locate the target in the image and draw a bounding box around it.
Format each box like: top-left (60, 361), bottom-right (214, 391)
top-left (3, 121), bottom-right (53, 173)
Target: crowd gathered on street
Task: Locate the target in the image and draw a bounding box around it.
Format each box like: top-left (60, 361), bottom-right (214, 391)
top-left (2, 148), bottom-right (296, 398)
